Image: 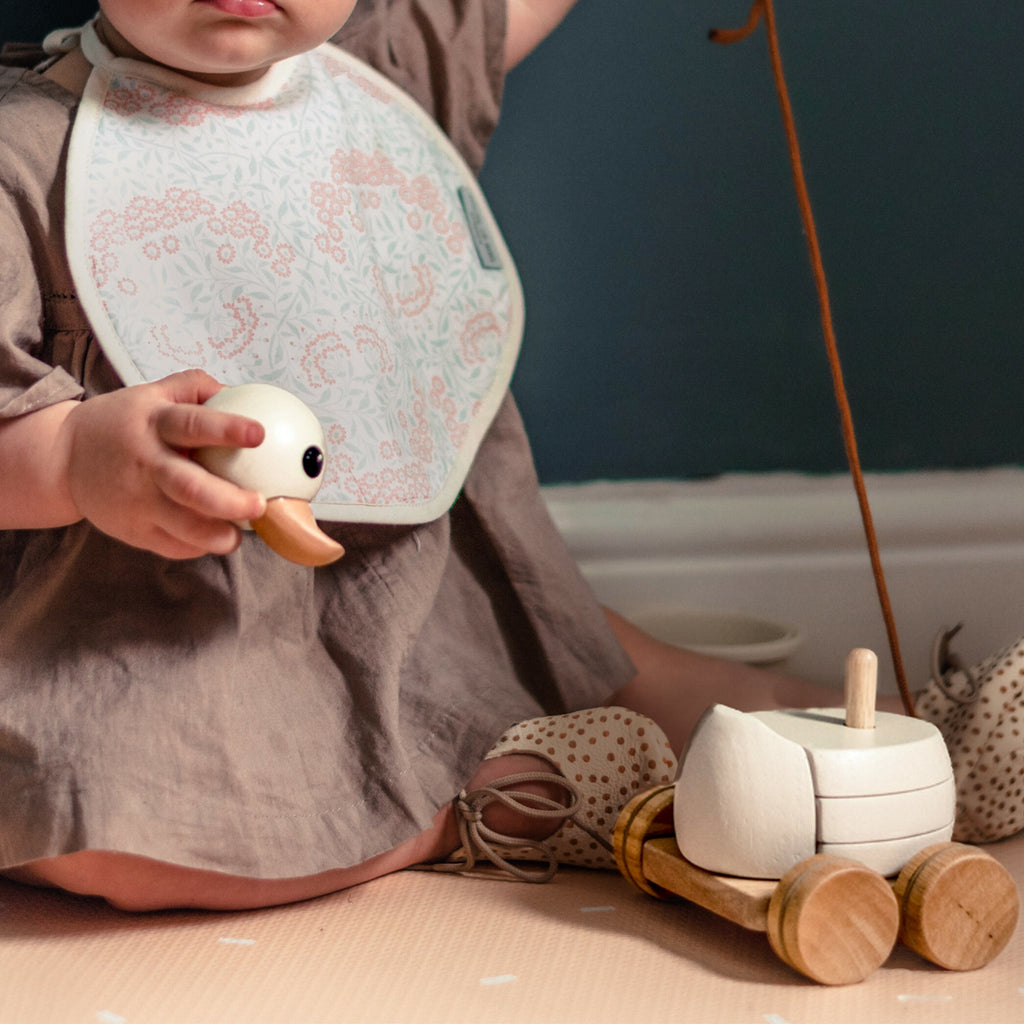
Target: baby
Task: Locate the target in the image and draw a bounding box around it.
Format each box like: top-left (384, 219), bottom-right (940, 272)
top-left (0, 0), bottom-right (836, 912)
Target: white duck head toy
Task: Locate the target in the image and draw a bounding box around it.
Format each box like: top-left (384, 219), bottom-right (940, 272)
top-left (195, 383), bottom-right (344, 568)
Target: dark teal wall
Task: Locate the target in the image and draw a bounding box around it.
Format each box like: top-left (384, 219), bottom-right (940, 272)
top-left (3, 2), bottom-right (97, 46)
top-left (481, 1), bottom-right (1024, 482)
top-left (7, 3), bottom-right (1024, 484)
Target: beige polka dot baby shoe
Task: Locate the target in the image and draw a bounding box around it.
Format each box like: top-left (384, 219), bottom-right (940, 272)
top-left (915, 625), bottom-right (1024, 843)
top-left (434, 708), bottom-right (678, 882)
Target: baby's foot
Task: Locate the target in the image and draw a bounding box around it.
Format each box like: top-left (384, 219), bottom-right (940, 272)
top-left (431, 709), bottom-right (678, 881)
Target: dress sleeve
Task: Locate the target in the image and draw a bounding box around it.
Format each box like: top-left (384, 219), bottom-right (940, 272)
top-left (0, 69), bottom-right (85, 419)
top-left (331, 0), bottom-right (507, 174)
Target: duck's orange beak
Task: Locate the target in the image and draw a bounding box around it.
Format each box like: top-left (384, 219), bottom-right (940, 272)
top-left (251, 497), bottom-right (344, 567)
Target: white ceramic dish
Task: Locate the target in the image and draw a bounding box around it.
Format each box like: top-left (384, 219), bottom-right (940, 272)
top-left (630, 606), bottom-right (804, 665)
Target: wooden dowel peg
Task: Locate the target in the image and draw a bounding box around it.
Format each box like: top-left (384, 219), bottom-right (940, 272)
top-left (844, 648), bottom-right (877, 729)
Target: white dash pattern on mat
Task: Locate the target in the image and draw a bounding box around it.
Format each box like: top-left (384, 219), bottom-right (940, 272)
top-left (580, 905), bottom-right (615, 913)
top-left (217, 937), bottom-right (256, 946)
top-left (896, 994), bottom-right (954, 1003)
top-left (763, 1015), bottom-right (792, 1024)
top-left (480, 974), bottom-right (517, 986)
top-left (96, 1012), bottom-right (127, 1024)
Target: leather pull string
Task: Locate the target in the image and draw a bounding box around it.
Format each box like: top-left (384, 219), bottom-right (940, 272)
top-left (710, 0), bottom-right (915, 716)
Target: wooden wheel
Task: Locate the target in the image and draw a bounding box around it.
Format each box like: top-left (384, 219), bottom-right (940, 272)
top-left (894, 842), bottom-right (1020, 971)
top-left (613, 785), bottom-right (677, 899)
top-left (766, 854), bottom-right (899, 985)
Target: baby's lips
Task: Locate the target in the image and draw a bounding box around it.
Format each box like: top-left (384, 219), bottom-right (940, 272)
top-left (250, 497), bottom-right (344, 567)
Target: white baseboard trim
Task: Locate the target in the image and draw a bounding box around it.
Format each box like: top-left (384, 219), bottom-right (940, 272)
top-left (543, 468), bottom-right (1024, 692)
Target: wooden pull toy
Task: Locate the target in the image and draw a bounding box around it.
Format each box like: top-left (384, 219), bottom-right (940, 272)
top-left (613, 650), bottom-right (1019, 985)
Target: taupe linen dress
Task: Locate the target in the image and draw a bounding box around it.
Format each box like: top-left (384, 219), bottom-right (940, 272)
top-left (0, 1), bottom-right (634, 878)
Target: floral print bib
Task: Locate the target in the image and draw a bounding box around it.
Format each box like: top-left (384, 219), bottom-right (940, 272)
top-left (65, 22), bottom-right (523, 523)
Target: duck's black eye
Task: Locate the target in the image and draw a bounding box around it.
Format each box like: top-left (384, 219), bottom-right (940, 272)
top-left (302, 446), bottom-right (324, 479)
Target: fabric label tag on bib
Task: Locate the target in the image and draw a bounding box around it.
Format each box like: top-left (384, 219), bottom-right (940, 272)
top-left (458, 186), bottom-right (504, 271)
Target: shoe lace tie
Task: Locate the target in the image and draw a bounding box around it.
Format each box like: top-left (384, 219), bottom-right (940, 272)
top-left (930, 623), bottom-right (979, 704)
top-left (433, 771), bottom-right (581, 884)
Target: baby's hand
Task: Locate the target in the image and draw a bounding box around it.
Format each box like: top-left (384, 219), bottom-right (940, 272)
top-left (63, 369), bottom-right (267, 559)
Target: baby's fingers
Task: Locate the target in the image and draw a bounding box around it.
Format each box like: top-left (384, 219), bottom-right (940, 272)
top-left (154, 453), bottom-right (266, 525)
top-left (155, 402), bottom-right (265, 453)
top-left (144, 519), bottom-right (243, 561)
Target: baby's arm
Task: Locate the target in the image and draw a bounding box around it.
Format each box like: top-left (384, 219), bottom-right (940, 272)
top-left (504, 0), bottom-right (579, 69)
top-left (0, 369), bottom-right (266, 559)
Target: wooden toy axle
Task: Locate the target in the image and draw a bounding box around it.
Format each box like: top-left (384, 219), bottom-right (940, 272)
top-left (614, 785), bottom-right (1019, 986)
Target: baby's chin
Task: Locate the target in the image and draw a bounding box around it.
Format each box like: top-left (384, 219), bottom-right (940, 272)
top-left (163, 60), bottom-right (278, 88)
top-left (144, 40), bottom-right (289, 88)
top-left (100, 16), bottom-right (297, 87)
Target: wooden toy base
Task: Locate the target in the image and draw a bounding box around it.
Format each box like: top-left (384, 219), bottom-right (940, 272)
top-left (614, 785), bottom-right (1020, 985)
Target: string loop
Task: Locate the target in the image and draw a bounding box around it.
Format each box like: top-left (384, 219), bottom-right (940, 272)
top-left (711, 0), bottom-right (915, 715)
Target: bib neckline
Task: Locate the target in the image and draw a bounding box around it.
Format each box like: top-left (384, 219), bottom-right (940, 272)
top-left (77, 17), bottom-right (302, 107)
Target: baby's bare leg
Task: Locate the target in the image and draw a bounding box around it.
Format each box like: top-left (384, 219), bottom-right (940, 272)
top-left (1, 754), bottom-right (562, 912)
top-left (4, 826), bottom-right (452, 913)
top-left (603, 608), bottom-right (904, 753)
